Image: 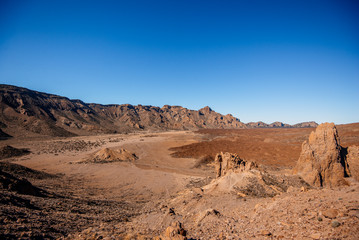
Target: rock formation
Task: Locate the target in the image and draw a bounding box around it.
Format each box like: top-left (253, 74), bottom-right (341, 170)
top-left (0, 169), bottom-right (44, 196)
top-left (214, 152), bottom-right (257, 178)
top-left (292, 121), bottom-right (319, 128)
top-left (205, 152), bottom-right (308, 197)
top-left (85, 148), bottom-right (138, 163)
top-left (346, 145), bottom-right (359, 181)
top-left (0, 145), bottom-right (30, 160)
top-left (155, 221), bottom-right (187, 240)
top-left (293, 123), bottom-right (350, 187)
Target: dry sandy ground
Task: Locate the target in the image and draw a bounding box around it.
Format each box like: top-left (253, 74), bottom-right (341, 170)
top-left (1, 125), bottom-right (359, 239)
top-left (5, 131), bottom-right (210, 201)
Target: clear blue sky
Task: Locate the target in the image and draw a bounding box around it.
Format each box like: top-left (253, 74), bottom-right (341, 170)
top-left (1, 0), bottom-right (358, 124)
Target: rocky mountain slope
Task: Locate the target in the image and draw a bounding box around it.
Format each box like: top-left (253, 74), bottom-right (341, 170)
top-left (0, 84), bottom-right (318, 137)
top-left (0, 85), bottom-right (245, 137)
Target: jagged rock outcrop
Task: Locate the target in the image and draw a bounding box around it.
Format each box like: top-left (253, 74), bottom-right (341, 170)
top-left (155, 221), bottom-right (187, 240)
top-left (214, 152), bottom-right (257, 178)
top-left (205, 152), bottom-right (308, 197)
top-left (293, 123), bottom-right (350, 187)
top-left (347, 145), bottom-right (359, 181)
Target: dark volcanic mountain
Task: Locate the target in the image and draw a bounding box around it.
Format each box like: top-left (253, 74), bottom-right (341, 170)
top-left (0, 85), bottom-right (246, 137)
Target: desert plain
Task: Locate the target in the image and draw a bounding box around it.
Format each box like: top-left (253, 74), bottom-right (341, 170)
top-left (1, 122), bottom-right (359, 239)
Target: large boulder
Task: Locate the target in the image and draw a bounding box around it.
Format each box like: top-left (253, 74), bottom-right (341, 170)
top-left (293, 123), bottom-right (349, 187)
top-left (347, 145), bottom-right (359, 181)
top-left (156, 221), bottom-right (187, 240)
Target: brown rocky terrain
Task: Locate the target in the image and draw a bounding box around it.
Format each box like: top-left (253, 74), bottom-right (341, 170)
top-left (0, 129), bottom-right (12, 140)
top-left (0, 145), bottom-right (30, 160)
top-left (0, 162), bottom-right (140, 239)
top-left (0, 123), bottom-right (357, 239)
top-left (0, 86), bottom-right (358, 239)
top-left (170, 123), bottom-right (359, 168)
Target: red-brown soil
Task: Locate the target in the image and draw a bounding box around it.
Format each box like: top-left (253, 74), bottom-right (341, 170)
top-left (170, 123), bottom-right (359, 167)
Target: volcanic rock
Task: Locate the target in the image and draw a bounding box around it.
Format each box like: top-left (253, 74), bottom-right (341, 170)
top-left (245, 121), bottom-right (318, 128)
top-left (245, 121), bottom-right (269, 128)
top-left (85, 148), bottom-right (138, 163)
top-left (156, 221), bottom-right (187, 240)
top-left (0, 84), bottom-right (246, 137)
top-left (205, 152), bottom-right (308, 197)
top-left (293, 123), bottom-right (349, 187)
top-left (331, 220), bottom-right (341, 228)
top-left (0, 162), bottom-right (55, 179)
top-left (0, 145), bottom-right (30, 160)
top-left (347, 145), bottom-right (359, 181)
top-left (0, 128), bottom-right (12, 140)
top-left (323, 209), bottom-right (339, 219)
top-left (0, 169), bottom-right (44, 196)
top-left (214, 152), bottom-right (257, 178)
top-left (293, 121), bottom-right (319, 128)
top-left (1, 85), bottom-right (321, 137)
top-left (269, 121), bottom-right (291, 128)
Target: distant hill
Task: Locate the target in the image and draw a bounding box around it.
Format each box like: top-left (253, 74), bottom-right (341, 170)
top-left (246, 121), bottom-right (318, 129)
top-left (0, 85), bottom-right (318, 137)
top-left (0, 84), bottom-right (246, 137)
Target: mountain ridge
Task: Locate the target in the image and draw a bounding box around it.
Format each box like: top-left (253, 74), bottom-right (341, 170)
top-left (0, 84), bottom-right (317, 137)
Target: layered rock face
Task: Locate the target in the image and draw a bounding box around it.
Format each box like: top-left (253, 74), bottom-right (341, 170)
top-left (293, 123), bottom-right (350, 187)
top-left (347, 145), bottom-right (359, 181)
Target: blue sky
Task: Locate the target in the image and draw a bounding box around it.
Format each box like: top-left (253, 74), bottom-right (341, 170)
top-left (0, 0), bottom-right (358, 124)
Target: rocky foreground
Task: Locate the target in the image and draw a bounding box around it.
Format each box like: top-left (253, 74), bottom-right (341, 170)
top-left (70, 123), bottom-right (359, 239)
top-left (0, 123), bottom-right (358, 239)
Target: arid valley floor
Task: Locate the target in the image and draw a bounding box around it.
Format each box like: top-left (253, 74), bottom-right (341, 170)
top-left (1, 123), bottom-right (359, 239)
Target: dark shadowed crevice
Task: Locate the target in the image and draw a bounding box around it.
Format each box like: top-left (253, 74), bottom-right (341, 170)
top-left (340, 147), bottom-right (350, 177)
